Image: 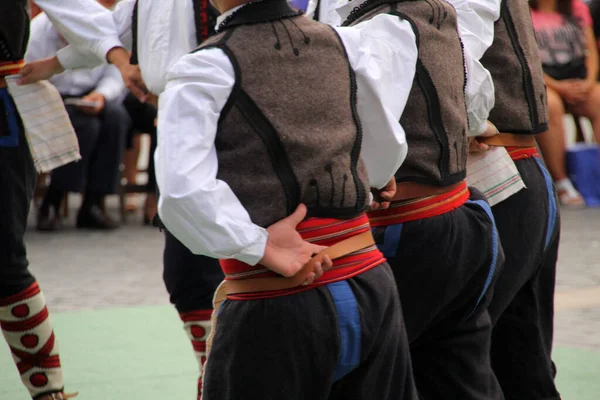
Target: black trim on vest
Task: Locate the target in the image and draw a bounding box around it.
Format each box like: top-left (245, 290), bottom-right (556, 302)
top-left (502, 1), bottom-right (538, 130)
top-left (330, 26), bottom-right (367, 213)
top-left (341, 0), bottom-right (410, 26)
top-left (130, 0), bottom-right (139, 65)
top-left (414, 59), bottom-right (451, 179)
top-left (217, 0), bottom-right (302, 32)
top-left (235, 89), bottom-right (301, 216)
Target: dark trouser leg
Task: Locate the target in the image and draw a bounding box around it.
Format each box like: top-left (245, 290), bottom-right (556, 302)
top-left (86, 99), bottom-right (129, 195)
top-left (203, 265), bottom-right (417, 400)
top-left (0, 95), bottom-right (66, 398)
top-left (162, 231), bottom-right (223, 399)
top-left (49, 105), bottom-right (101, 194)
top-left (373, 189), bottom-right (505, 400)
top-left (489, 158), bottom-right (561, 400)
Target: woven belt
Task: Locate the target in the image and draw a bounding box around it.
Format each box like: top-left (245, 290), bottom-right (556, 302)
top-left (479, 133), bottom-right (536, 148)
top-left (0, 60), bottom-right (25, 78)
top-left (218, 229), bottom-right (374, 299)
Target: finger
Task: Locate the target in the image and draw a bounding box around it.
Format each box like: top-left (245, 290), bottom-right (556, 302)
top-left (379, 190), bottom-right (394, 200)
top-left (302, 272), bottom-right (316, 286)
top-left (321, 255), bottom-right (333, 271)
top-left (17, 68), bottom-right (32, 85)
top-left (313, 262), bottom-right (324, 280)
top-left (370, 202), bottom-right (381, 210)
top-left (287, 203), bottom-right (308, 227)
top-left (379, 201), bottom-right (391, 209)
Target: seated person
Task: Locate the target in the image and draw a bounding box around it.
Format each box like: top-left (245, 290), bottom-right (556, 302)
top-left (531, 0), bottom-right (600, 207)
top-left (122, 92), bottom-right (158, 224)
top-left (26, 0), bottom-right (130, 230)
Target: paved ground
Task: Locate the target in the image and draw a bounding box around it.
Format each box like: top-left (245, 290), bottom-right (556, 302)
top-left (0, 196), bottom-right (599, 398)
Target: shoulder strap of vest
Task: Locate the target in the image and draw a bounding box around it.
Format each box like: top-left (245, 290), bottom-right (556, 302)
top-left (130, 0), bottom-right (139, 65)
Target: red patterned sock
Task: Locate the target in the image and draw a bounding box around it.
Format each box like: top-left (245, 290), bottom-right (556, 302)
top-left (179, 309), bottom-right (212, 400)
top-left (0, 282), bottom-right (64, 398)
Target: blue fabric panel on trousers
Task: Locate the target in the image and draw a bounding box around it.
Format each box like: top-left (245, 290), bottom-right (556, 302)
top-left (467, 199), bottom-right (499, 313)
top-left (373, 223), bottom-right (403, 259)
top-left (0, 88), bottom-right (20, 147)
top-left (534, 157), bottom-right (558, 250)
top-left (290, 0), bottom-right (310, 11)
top-left (327, 280), bottom-right (361, 381)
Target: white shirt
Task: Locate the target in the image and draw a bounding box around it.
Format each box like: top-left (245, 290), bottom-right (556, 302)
top-left (156, 13), bottom-right (418, 265)
top-left (25, 13), bottom-right (125, 102)
top-left (336, 0), bottom-right (496, 136)
top-left (444, 0), bottom-right (501, 136)
top-left (34, 0), bottom-right (124, 63)
top-left (51, 0), bottom-right (198, 95)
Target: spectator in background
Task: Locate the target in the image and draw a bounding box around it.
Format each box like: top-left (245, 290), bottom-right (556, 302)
top-left (26, 0), bottom-right (130, 230)
top-left (122, 92), bottom-right (158, 224)
top-left (531, 0), bottom-right (600, 207)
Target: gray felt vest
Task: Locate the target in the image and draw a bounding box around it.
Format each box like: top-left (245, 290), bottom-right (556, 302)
top-left (480, 0), bottom-right (549, 135)
top-left (344, 0), bottom-right (469, 186)
top-left (197, 16), bottom-right (370, 228)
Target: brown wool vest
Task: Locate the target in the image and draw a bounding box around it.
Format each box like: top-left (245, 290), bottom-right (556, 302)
top-left (480, 0), bottom-right (549, 135)
top-left (344, 0), bottom-right (469, 186)
top-left (196, 9), bottom-right (370, 227)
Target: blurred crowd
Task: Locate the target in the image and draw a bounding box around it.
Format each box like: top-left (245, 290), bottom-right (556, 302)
top-left (28, 0), bottom-right (600, 234)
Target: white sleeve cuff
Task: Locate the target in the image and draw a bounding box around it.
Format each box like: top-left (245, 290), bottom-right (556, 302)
top-left (56, 46), bottom-right (101, 70)
top-left (233, 229), bottom-right (269, 266)
top-left (96, 37), bottom-right (127, 62)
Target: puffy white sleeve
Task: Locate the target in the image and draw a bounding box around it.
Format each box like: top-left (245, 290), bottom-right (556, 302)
top-left (334, 15), bottom-right (418, 189)
top-left (53, 0), bottom-right (136, 70)
top-left (463, 46), bottom-right (495, 136)
top-left (446, 0), bottom-right (501, 59)
top-left (156, 49), bottom-right (268, 265)
top-left (446, 0), bottom-right (501, 136)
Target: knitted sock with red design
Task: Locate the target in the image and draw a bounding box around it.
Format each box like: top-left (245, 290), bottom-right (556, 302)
top-left (179, 309), bottom-right (212, 400)
top-left (0, 282), bottom-right (64, 399)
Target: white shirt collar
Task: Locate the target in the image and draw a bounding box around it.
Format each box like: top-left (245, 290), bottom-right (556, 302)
top-left (336, 0), bottom-right (367, 22)
top-left (215, 4), bottom-right (249, 30)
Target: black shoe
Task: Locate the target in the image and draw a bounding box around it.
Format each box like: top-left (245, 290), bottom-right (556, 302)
top-left (36, 206), bottom-right (62, 232)
top-left (76, 205), bottom-right (120, 230)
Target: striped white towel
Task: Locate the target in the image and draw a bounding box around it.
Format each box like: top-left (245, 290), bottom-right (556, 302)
top-left (466, 146), bottom-right (526, 207)
top-left (5, 75), bottom-right (80, 173)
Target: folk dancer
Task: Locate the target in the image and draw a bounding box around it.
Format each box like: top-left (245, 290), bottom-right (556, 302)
top-left (340, 0), bottom-right (506, 398)
top-left (155, 0), bottom-right (421, 397)
top-left (19, 2), bottom-right (225, 397)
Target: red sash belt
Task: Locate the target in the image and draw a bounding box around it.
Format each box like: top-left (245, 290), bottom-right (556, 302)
top-left (0, 60), bottom-right (25, 77)
top-left (368, 181), bottom-right (470, 227)
top-left (220, 213), bottom-right (385, 300)
top-left (505, 146), bottom-right (540, 161)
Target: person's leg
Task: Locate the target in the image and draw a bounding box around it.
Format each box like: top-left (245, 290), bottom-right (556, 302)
top-left (329, 265), bottom-right (418, 400)
top-left (569, 83), bottom-right (600, 144)
top-left (162, 231), bottom-right (223, 400)
top-left (123, 134), bottom-right (141, 213)
top-left (38, 104), bottom-right (100, 230)
top-left (204, 266), bottom-right (417, 400)
top-left (372, 189), bottom-right (504, 400)
top-left (536, 87), bottom-right (584, 206)
top-left (0, 99), bottom-right (68, 399)
top-left (490, 157), bottom-right (561, 400)
top-left (536, 87), bottom-right (568, 182)
top-left (78, 99), bottom-right (129, 229)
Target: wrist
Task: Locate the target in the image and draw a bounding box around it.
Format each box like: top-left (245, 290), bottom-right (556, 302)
top-left (51, 56), bottom-right (65, 75)
top-left (106, 47), bottom-right (130, 68)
